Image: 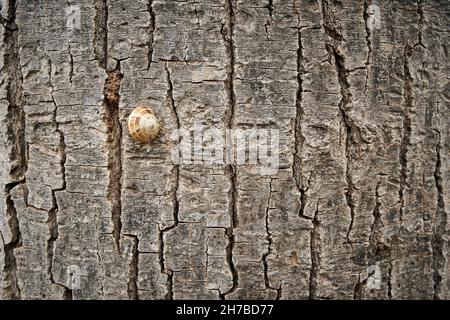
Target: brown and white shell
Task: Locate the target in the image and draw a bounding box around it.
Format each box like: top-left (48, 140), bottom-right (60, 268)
top-left (127, 106), bottom-right (160, 143)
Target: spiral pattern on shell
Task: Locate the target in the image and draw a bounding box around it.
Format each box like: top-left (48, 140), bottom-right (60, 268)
top-left (127, 106), bottom-right (160, 143)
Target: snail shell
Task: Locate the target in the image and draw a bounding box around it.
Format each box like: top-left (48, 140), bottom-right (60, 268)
top-left (127, 106), bottom-right (160, 143)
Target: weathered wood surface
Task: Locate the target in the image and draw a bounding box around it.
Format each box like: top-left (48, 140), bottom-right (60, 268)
top-left (0, 0), bottom-right (449, 299)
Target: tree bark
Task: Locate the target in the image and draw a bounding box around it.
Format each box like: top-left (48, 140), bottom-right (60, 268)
top-left (0, 0), bottom-right (449, 299)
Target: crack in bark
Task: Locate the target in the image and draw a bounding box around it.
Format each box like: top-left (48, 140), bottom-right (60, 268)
top-left (223, 0), bottom-right (238, 226)
top-left (102, 62), bottom-right (124, 252)
top-left (219, 0), bottom-right (239, 300)
top-left (264, 21), bottom-right (271, 42)
top-left (292, 2), bottom-right (313, 223)
top-left (432, 129), bottom-right (446, 300)
top-left (126, 234), bottom-right (140, 300)
top-left (2, 193), bottom-right (22, 299)
top-left (94, 0), bottom-right (108, 69)
top-left (263, 0), bottom-right (274, 42)
top-left (220, 227), bottom-right (238, 300)
top-left (146, 0), bottom-right (156, 70)
top-left (398, 2), bottom-right (426, 226)
top-left (47, 190), bottom-right (72, 300)
top-left (222, 164), bottom-right (239, 300)
top-left (222, 0), bottom-right (236, 136)
top-left (261, 178), bottom-right (281, 298)
top-left (227, 166), bottom-right (238, 228)
top-left (321, 0), bottom-right (358, 244)
top-left (387, 261), bottom-right (393, 299)
top-left (46, 59), bottom-right (68, 298)
top-left (164, 64), bottom-right (180, 230)
top-left (353, 270), bottom-right (375, 300)
top-left (367, 180), bottom-right (388, 265)
top-left (48, 59), bottom-right (67, 192)
top-left (292, 14), bottom-right (310, 220)
top-left (158, 223), bottom-right (176, 300)
top-left (363, 1), bottom-right (372, 95)
top-left (68, 43), bottom-right (74, 86)
top-left (43, 57), bottom-right (67, 292)
top-left (2, 0), bottom-right (25, 300)
top-left (321, 0), bottom-right (342, 41)
top-left (4, 0), bottom-right (25, 183)
top-left (94, 229), bottom-right (105, 298)
top-left (266, 0), bottom-right (273, 19)
top-left (399, 44), bottom-right (413, 223)
top-left (328, 45), bottom-right (357, 244)
top-left (309, 201), bottom-right (321, 299)
top-left (158, 66), bottom-right (180, 299)
top-left (165, 63), bottom-right (179, 128)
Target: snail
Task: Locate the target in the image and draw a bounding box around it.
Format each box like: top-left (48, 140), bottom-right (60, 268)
top-left (127, 106), bottom-right (160, 143)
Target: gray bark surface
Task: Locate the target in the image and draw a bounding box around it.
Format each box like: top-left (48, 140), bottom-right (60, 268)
top-left (0, 0), bottom-right (449, 299)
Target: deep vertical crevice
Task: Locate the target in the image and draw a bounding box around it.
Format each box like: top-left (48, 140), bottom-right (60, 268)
top-left (102, 62), bottom-right (124, 252)
top-left (227, 166), bottom-right (238, 228)
top-left (158, 226), bottom-right (175, 300)
top-left (363, 1), bottom-right (372, 95)
top-left (262, 179), bottom-right (279, 296)
top-left (2, 0), bottom-right (25, 300)
top-left (220, 0), bottom-right (239, 300)
top-left (94, 0), bottom-right (108, 69)
top-left (275, 285), bottom-right (282, 300)
top-left (399, 44), bottom-right (413, 223)
top-left (166, 270), bottom-right (174, 300)
top-left (387, 261), bottom-right (393, 299)
top-left (367, 180), bottom-right (388, 265)
top-left (292, 5), bottom-right (308, 220)
top-left (221, 0), bottom-right (236, 142)
top-left (322, 0), bottom-right (357, 244)
top-left (165, 63), bottom-right (179, 128)
top-left (220, 227), bottom-right (238, 300)
top-left (398, 2), bottom-right (425, 225)
top-left (46, 193), bottom-right (59, 284)
top-left (363, 1), bottom-right (372, 66)
top-left (47, 190), bottom-right (72, 300)
top-left (126, 235), bottom-right (140, 300)
top-left (309, 202), bottom-right (321, 299)
top-left (46, 44), bottom-right (70, 299)
top-left (158, 64), bottom-right (180, 300)
top-left (48, 59), bottom-right (67, 192)
top-left (328, 45), bottom-right (356, 243)
top-left (3, 193), bottom-right (22, 300)
top-left (221, 0), bottom-right (237, 227)
top-left (146, 0), bottom-right (156, 70)
top-left (4, 0), bottom-right (26, 183)
top-left (432, 129), bottom-right (446, 300)
top-left (321, 0), bottom-right (342, 41)
top-left (164, 63), bottom-right (180, 231)
top-left (68, 44), bottom-right (74, 86)
top-left (266, 0), bottom-right (273, 19)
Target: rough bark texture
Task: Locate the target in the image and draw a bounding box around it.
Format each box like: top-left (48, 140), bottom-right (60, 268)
top-left (0, 0), bottom-right (449, 300)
